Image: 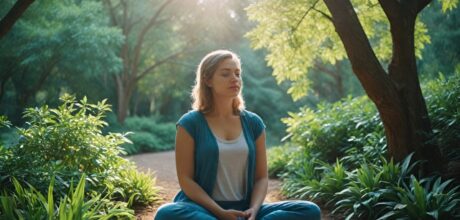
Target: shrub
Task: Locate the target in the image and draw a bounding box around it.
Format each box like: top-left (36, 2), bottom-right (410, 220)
top-left (267, 145), bottom-right (296, 178)
top-left (282, 96), bottom-right (384, 164)
top-left (105, 165), bottom-right (159, 207)
top-left (1, 94), bottom-right (129, 194)
top-left (425, 71), bottom-right (460, 161)
top-left (119, 117), bottom-right (176, 154)
top-left (0, 95), bottom-right (159, 217)
top-left (377, 176), bottom-right (460, 219)
top-left (276, 72), bottom-right (460, 219)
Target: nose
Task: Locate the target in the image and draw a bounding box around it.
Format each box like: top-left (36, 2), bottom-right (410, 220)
top-left (232, 73), bottom-right (240, 81)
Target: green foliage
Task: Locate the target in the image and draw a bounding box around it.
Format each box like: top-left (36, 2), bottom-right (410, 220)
top-left (267, 145), bottom-right (296, 178)
top-left (272, 73), bottom-right (460, 219)
top-left (0, 0), bottom-right (124, 122)
top-left (15, 94), bottom-right (126, 174)
top-left (246, 0), bottom-right (429, 100)
top-left (106, 167), bottom-right (159, 207)
top-left (0, 174), bottom-right (134, 220)
top-left (109, 116), bottom-right (176, 154)
top-left (0, 95), bottom-right (159, 217)
top-left (377, 176), bottom-right (460, 219)
top-left (441, 0), bottom-right (459, 12)
top-left (420, 2), bottom-right (460, 77)
top-left (0, 116), bottom-right (11, 128)
top-left (332, 155), bottom-right (417, 220)
top-left (285, 158), bottom-right (347, 207)
top-left (1, 94), bottom-right (129, 195)
top-left (425, 71), bottom-right (460, 161)
top-left (282, 95), bottom-right (384, 163)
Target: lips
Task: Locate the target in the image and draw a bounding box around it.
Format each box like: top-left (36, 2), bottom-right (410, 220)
top-left (229, 86), bottom-right (240, 90)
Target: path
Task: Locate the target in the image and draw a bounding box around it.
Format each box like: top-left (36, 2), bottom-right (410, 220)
top-left (127, 151), bottom-right (331, 219)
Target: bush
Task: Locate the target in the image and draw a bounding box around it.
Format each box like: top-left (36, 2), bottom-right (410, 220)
top-left (425, 71), bottom-right (460, 161)
top-left (1, 95), bottom-right (128, 194)
top-left (110, 116), bottom-right (176, 154)
top-left (273, 72), bottom-right (460, 219)
top-left (267, 144), bottom-right (297, 178)
top-left (106, 165), bottom-right (159, 207)
top-left (0, 95), bottom-right (158, 217)
top-left (282, 96), bottom-right (384, 164)
top-left (377, 176), bottom-right (460, 219)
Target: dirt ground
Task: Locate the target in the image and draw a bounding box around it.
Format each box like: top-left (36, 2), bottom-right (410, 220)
top-left (127, 151), bottom-right (332, 219)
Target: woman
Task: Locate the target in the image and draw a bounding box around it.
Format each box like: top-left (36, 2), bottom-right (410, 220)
top-left (155, 50), bottom-right (320, 220)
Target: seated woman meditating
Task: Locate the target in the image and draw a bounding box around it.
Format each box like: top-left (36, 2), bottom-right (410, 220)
top-left (155, 50), bottom-right (321, 220)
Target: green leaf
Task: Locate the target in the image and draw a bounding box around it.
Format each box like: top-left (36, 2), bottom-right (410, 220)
top-left (441, 0), bottom-right (459, 12)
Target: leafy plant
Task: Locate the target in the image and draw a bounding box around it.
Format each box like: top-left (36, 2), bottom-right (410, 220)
top-left (377, 176), bottom-right (460, 219)
top-left (0, 174), bottom-right (134, 220)
top-left (0, 95), bottom-right (159, 218)
top-left (111, 116), bottom-right (176, 154)
top-left (1, 94), bottom-right (132, 195)
top-left (267, 145), bottom-right (296, 178)
top-left (282, 96), bottom-right (383, 163)
top-left (425, 71), bottom-right (460, 161)
top-left (106, 165), bottom-right (159, 207)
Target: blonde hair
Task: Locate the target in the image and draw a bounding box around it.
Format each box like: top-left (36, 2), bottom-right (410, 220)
top-left (191, 50), bottom-right (245, 114)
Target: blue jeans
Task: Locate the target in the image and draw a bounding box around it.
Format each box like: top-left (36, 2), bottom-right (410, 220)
top-left (155, 200), bottom-right (321, 220)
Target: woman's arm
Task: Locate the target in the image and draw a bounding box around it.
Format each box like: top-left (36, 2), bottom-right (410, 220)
top-left (175, 126), bottom-right (246, 220)
top-left (246, 131), bottom-right (269, 220)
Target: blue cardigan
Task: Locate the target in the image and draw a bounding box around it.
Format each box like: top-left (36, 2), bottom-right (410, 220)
top-left (173, 110), bottom-right (265, 206)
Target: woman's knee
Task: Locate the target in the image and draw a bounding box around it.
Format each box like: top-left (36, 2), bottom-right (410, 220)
top-left (154, 202), bottom-right (217, 220)
top-left (155, 203), bottom-right (179, 220)
top-left (296, 201), bottom-right (321, 219)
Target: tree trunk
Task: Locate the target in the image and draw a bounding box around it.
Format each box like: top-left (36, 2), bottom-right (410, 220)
top-left (333, 62), bottom-right (344, 98)
top-left (382, 0), bottom-right (443, 173)
top-left (323, 0), bottom-right (443, 174)
top-left (0, 0), bottom-right (35, 39)
top-left (105, 0), bottom-right (179, 124)
top-left (115, 75), bottom-right (134, 124)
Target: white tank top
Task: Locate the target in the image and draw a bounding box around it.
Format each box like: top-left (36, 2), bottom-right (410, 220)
top-left (211, 131), bottom-right (248, 201)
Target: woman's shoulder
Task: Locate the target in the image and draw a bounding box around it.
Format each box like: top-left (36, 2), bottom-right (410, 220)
top-left (241, 110), bottom-right (266, 138)
top-left (176, 110), bottom-right (202, 137)
top-left (177, 110), bottom-right (201, 123)
top-left (241, 109), bottom-right (263, 121)
top-left (181, 109), bottom-right (200, 117)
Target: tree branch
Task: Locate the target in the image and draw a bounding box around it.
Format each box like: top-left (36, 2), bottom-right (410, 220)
top-left (0, 0), bottom-right (35, 39)
top-left (416, 0), bottom-right (432, 14)
top-left (313, 61), bottom-right (338, 79)
top-left (103, 0), bottom-right (118, 26)
top-left (292, 0), bottom-right (319, 34)
top-left (312, 7), bottom-right (332, 22)
top-left (378, 0), bottom-right (401, 23)
top-left (136, 48), bottom-right (187, 81)
top-left (131, 0), bottom-right (175, 75)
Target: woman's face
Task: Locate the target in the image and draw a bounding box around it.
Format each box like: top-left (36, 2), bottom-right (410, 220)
top-left (207, 58), bottom-right (242, 98)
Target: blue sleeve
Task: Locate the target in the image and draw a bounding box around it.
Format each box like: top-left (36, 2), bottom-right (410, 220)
top-left (250, 112), bottom-right (266, 140)
top-left (176, 111), bottom-right (197, 139)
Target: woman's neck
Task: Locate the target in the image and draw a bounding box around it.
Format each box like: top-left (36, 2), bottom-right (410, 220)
top-left (208, 98), bottom-right (235, 118)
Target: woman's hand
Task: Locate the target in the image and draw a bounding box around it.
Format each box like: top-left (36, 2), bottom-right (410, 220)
top-left (216, 209), bottom-right (247, 220)
top-left (243, 207), bottom-right (258, 220)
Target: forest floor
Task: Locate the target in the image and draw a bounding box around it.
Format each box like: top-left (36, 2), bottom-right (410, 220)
top-left (127, 151), bottom-right (333, 219)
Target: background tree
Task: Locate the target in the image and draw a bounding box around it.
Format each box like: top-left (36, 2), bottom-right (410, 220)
top-left (0, 0), bottom-right (35, 39)
top-left (103, 0), bottom-right (196, 123)
top-left (247, 0), bottom-right (458, 174)
top-left (0, 0), bottom-right (123, 123)
top-left (419, 1), bottom-right (460, 76)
